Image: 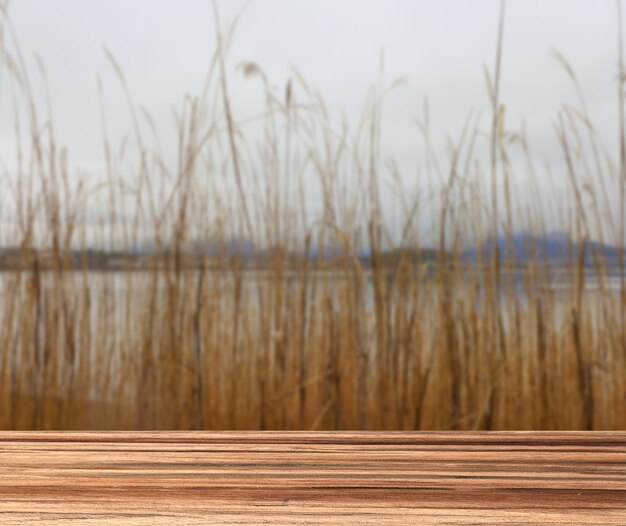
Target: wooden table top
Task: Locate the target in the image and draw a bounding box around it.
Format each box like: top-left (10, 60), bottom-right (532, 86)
top-left (0, 431), bottom-right (624, 525)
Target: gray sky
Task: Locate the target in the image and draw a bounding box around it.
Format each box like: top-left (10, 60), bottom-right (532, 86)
top-left (0, 1), bottom-right (623, 244)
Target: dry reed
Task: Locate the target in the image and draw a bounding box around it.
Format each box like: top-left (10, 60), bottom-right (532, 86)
top-left (0, 2), bottom-right (623, 431)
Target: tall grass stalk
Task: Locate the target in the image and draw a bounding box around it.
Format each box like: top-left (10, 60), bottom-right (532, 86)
top-left (0, 4), bottom-right (623, 430)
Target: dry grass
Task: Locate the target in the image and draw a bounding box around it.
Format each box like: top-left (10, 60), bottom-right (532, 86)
top-left (0, 2), bottom-right (624, 431)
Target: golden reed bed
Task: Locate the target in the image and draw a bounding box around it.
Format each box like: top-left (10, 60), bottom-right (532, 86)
top-left (0, 2), bottom-right (624, 431)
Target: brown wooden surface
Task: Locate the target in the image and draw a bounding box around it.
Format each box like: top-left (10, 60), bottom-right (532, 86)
top-left (0, 432), bottom-right (624, 525)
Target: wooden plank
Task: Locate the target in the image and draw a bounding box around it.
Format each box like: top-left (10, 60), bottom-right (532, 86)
top-left (0, 432), bottom-right (623, 525)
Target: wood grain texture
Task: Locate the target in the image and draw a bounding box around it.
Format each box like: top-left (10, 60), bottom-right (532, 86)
top-left (0, 432), bottom-right (624, 525)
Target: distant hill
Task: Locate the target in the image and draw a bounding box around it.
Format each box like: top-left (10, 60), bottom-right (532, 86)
top-left (189, 237), bottom-right (255, 259)
top-left (358, 247), bottom-right (439, 268)
top-left (1, 233), bottom-right (620, 271)
top-left (464, 232), bottom-right (624, 267)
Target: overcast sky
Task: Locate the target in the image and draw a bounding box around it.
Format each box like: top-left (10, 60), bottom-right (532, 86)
top-left (0, 1), bottom-right (623, 243)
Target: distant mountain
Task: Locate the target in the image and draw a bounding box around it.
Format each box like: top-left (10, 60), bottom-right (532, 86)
top-left (358, 247), bottom-right (439, 268)
top-left (464, 232), bottom-right (623, 266)
top-left (309, 244), bottom-right (350, 259)
top-left (193, 237), bottom-right (255, 258)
